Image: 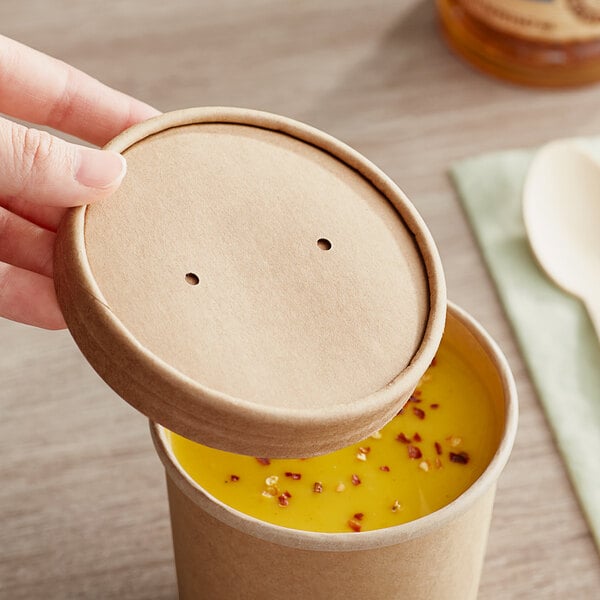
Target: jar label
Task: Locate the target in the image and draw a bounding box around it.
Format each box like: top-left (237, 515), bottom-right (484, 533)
top-left (460, 0), bottom-right (600, 42)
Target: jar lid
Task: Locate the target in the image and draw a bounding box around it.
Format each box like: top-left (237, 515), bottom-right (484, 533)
top-left (54, 107), bottom-right (446, 457)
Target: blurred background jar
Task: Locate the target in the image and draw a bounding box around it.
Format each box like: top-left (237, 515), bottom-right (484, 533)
top-left (437, 0), bottom-right (600, 87)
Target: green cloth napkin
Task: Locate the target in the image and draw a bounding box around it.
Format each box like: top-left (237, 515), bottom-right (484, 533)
top-left (451, 140), bottom-right (600, 552)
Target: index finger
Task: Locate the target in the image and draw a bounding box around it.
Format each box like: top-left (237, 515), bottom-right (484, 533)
top-left (0, 35), bottom-right (160, 147)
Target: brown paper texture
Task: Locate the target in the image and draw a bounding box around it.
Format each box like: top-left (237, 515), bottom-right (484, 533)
top-left (55, 107), bottom-right (447, 457)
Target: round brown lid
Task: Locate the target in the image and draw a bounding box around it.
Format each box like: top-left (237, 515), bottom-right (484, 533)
top-left (54, 107), bottom-right (446, 457)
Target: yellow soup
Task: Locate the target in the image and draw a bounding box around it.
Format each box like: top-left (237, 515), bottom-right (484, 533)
top-left (168, 340), bottom-right (500, 533)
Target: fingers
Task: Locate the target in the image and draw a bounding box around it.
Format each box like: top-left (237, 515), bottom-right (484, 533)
top-left (0, 35), bottom-right (160, 146)
top-left (0, 116), bottom-right (127, 208)
top-left (0, 35), bottom-right (159, 331)
top-left (0, 207), bottom-right (55, 277)
top-left (0, 262), bottom-right (65, 330)
top-left (0, 197), bottom-right (65, 232)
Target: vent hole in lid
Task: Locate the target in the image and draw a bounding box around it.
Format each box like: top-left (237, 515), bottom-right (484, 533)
top-left (317, 238), bottom-right (332, 251)
top-left (185, 272), bottom-right (200, 286)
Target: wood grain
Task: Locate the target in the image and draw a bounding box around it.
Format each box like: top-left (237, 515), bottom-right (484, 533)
top-left (1, 1), bottom-right (599, 598)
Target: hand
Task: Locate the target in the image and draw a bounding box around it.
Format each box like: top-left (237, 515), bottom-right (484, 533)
top-left (0, 35), bottom-right (160, 330)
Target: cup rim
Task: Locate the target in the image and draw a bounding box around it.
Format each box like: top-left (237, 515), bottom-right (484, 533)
top-left (151, 300), bottom-right (518, 552)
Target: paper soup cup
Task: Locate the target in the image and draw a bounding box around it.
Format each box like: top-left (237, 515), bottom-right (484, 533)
top-left (151, 301), bottom-right (518, 600)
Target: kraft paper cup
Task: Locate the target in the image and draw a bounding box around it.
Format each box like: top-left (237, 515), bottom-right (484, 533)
top-left (151, 302), bottom-right (518, 600)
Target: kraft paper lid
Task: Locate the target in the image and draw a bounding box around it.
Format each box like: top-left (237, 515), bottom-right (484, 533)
top-left (54, 107), bottom-right (446, 458)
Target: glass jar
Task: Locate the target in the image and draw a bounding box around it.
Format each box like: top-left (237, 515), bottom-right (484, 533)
top-left (437, 0), bottom-right (600, 87)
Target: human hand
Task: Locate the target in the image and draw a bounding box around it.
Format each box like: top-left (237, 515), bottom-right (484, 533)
top-left (0, 35), bottom-right (160, 330)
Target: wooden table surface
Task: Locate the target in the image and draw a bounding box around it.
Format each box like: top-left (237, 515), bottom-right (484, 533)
top-left (1, 1), bottom-right (599, 598)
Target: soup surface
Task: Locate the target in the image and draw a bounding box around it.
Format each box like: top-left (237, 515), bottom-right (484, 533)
top-left (168, 339), bottom-right (499, 533)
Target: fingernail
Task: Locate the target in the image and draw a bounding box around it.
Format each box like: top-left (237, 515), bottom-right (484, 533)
top-left (75, 148), bottom-right (127, 190)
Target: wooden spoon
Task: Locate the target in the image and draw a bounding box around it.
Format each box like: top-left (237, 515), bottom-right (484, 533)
top-left (523, 140), bottom-right (600, 341)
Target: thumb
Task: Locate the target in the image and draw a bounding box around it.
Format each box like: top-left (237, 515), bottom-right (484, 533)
top-left (0, 116), bottom-right (126, 207)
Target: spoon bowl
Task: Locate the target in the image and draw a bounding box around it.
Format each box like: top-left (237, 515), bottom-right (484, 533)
top-left (523, 140), bottom-right (600, 340)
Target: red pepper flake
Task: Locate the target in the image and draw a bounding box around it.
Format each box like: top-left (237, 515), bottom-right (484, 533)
top-left (409, 394), bottom-right (422, 403)
top-left (434, 442), bottom-right (442, 456)
top-left (430, 357), bottom-right (437, 367)
top-left (412, 407), bottom-right (426, 420)
top-left (278, 494), bottom-right (289, 507)
top-left (379, 465), bottom-right (390, 472)
top-left (283, 490), bottom-right (292, 498)
top-left (313, 481), bottom-right (323, 493)
top-left (430, 403), bottom-right (439, 409)
top-left (413, 432), bottom-right (422, 442)
top-left (407, 445), bottom-right (422, 459)
top-left (351, 474), bottom-right (361, 486)
top-left (449, 451), bottom-right (470, 465)
top-left (397, 407), bottom-right (406, 416)
top-left (256, 457), bottom-right (271, 466)
top-left (348, 518), bottom-right (362, 532)
top-left (413, 389), bottom-right (422, 397)
top-left (285, 472), bottom-right (302, 480)
top-left (396, 432), bottom-right (410, 444)
top-left (229, 475), bottom-right (240, 482)
top-left (358, 446), bottom-right (371, 455)
top-left (353, 512), bottom-right (364, 521)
